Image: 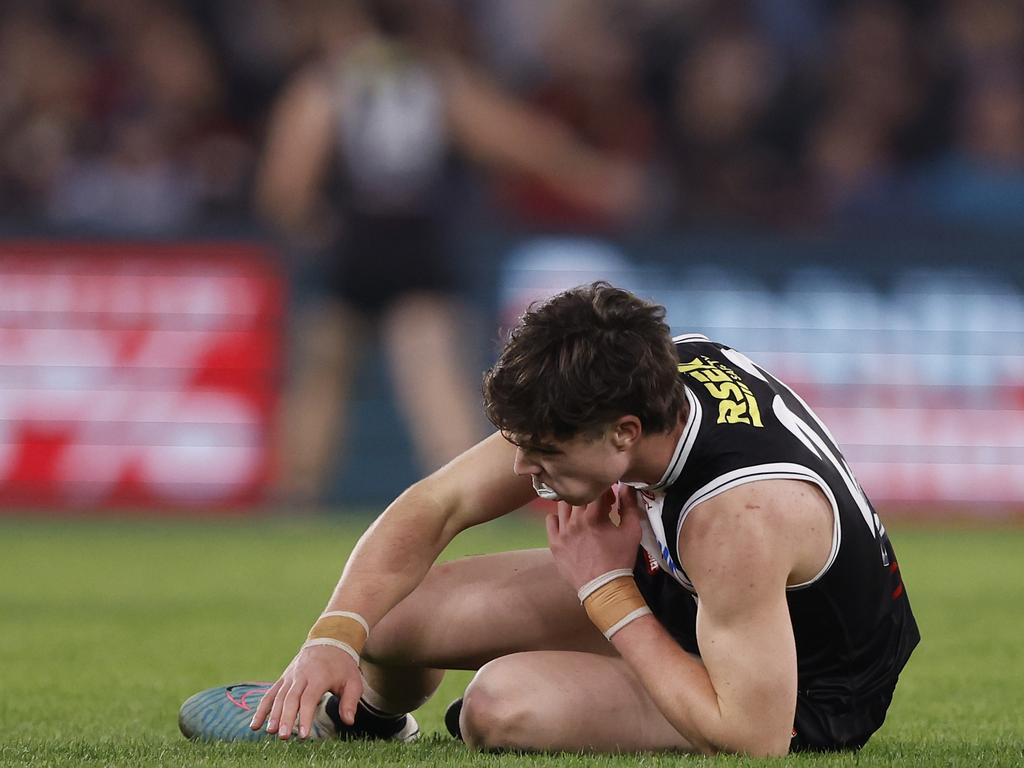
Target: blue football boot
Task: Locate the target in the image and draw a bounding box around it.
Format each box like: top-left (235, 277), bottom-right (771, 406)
top-left (178, 682), bottom-right (419, 742)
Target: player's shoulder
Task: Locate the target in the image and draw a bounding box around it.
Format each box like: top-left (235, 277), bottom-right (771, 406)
top-left (670, 333), bottom-right (743, 370)
top-left (683, 478), bottom-right (829, 536)
top-left (677, 482), bottom-right (800, 601)
top-left (679, 478), bottom-right (833, 584)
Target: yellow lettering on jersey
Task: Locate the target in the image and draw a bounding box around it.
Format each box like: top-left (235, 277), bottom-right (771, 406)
top-left (677, 358), bottom-right (709, 375)
top-left (677, 356), bottom-right (763, 427)
top-left (719, 399), bottom-right (750, 424)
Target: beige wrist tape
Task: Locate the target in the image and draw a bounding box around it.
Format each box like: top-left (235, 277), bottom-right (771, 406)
top-left (578, 570), bottom-right (652, 640)
top-left (302, 610), bottom-right (369, 664)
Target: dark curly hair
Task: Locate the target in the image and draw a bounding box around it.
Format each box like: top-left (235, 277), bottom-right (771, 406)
top-left (483, 282), bottom-right (686, 446)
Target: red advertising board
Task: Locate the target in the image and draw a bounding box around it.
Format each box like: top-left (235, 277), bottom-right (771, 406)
top-left (0, 242), bottom-right (283, 509)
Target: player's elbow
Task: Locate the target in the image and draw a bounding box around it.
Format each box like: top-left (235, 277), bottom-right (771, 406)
top-left (706, 729), bottom-right (791, 758)
top-left (745, 732), bottom-right (792, 758)
top-left (255, 184), bottom-right (308, 233)
top-left (690, 711), bottom-right (792, 757)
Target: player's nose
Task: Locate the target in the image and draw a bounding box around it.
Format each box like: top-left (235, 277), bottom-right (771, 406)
top-left (512, 447), bottom-right (538, 476)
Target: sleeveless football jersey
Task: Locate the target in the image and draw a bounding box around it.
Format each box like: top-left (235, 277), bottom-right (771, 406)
top-left (329, 37), bottom-right (449, 215)
top-left (631, 334), bottom-right (920, 708)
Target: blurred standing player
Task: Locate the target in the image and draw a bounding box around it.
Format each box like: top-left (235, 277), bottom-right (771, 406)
top-left (259, 0), bottom-right (642, 501)
top-left (181, 283), bottom-right (918, 756)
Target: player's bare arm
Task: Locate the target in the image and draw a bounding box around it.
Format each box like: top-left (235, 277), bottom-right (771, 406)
top-left (548, 479), bottom-right (831, 756)
top-left (254, 69), bottom-right (334, 233)
top-left (251, 432), bottom-right (536, 739)
top-left (621, 482), bottom-right (810, 755)
top-left (442, 60), bottom-right (643, 222)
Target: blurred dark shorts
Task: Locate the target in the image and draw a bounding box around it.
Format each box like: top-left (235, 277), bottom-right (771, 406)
top-left (331, 213), bottom-right (457, 317)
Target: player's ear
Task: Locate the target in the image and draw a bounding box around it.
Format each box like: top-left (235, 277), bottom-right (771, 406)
top-left (611, 416), bottom-right (641, 450)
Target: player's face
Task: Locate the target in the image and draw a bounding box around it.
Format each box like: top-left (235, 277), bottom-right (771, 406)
top-left (511, 430), bottom-right (628, 505)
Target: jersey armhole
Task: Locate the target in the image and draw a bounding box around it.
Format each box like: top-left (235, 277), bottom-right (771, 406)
top-left (675, 463), bottom-right (842, 591)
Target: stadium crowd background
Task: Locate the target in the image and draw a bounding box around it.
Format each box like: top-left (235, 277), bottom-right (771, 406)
top-left (1, 0), bottom-right (1022, 509)
top-left (2, 0), bottom-right (1023, 236)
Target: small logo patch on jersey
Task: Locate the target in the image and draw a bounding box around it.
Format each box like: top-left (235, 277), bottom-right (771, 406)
top-left (645, 549), bottom-right (660, 574)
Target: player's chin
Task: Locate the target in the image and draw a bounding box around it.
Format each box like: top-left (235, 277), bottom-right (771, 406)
top-left (559, 488), bottom-right (604, 506)
top-left (541, 477), bottom-right (608, 506)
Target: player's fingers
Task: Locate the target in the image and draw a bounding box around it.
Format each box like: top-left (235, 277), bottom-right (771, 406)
top-left (556, 499), bottom-right (572, 529)
top-left (296, 684), bottom-right (324, 739)
top-left (276, 680), bottom-right (305, 740)
top-left (266, 678), bottom-right (290, 734)
top-left (544, 509), bottom-right (559, 543)
top-left (583, 486), bottom-right (616, 524)
top-left (601, 485), bottom-right (617, 511)
top-left (338, 675), bottom-right (364, 726)
top-left (250, 679), bottom-right (284, 729)
top-left (616, 486), bottom-right (644, 536)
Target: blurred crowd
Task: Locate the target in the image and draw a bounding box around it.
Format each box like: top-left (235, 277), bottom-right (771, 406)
top-left (2, 0), bottom-right (1023, 237)
top-left (2, 0), bottom-right (1022, 505)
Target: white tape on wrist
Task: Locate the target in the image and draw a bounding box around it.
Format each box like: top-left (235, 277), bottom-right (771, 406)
top-left (303, 610), bottom-right (369, 665)
top-left (603, 606), bottom-right (653, 639)
top-left (319, 610), bottom-right (370, 636)
top-left (577, 569), bottom-right (635, 603)
top-left (301, 637), bottom-right (361, 665)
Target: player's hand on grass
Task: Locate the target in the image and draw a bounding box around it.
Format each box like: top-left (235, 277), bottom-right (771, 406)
top-left (546, 484), bottom-right (643, 592)
top-left (250, 644), bottom-right (363, 740)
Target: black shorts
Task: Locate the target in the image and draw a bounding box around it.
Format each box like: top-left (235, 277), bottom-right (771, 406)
top-left (789, 686), bottom-right (895, 753)
top-left (330, 213), bottom-right (457, 317)
top-left (632, 552), bottom-right (897, 753)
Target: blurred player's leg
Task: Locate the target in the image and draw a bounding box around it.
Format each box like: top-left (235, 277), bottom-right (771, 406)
top-left (458, 651), bottom-right (698, 753)
top-left (382, 292), bottom-right (482, 471)
top-left (276, 301), bottom-right (367, 502)
top-left (360, 548), bottom-right (612, 713)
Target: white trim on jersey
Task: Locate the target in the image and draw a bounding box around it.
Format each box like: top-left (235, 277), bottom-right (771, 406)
top-left (626, 385), bottom-right (702, 493)
top-left (671, 333), bottom-right (711, 344)
top-left (675, 462), bottom-right (843, 591)
top-left (770, 389), bottom-right (881, 546)
top-left (720, 346), bottom-right (769, 383)
top-left (623, 334), bottom-right (709, 493)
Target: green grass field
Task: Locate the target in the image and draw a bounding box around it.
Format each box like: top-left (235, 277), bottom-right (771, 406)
top-left (1, 514), bottom-right (1022, 767)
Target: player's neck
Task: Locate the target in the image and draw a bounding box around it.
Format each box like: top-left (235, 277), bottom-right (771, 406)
top-left (621, 405), bottom-right (689, 487)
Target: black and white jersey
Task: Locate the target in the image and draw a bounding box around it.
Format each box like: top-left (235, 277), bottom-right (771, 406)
top-left (328, 38), bottom-right (449, 215)
top-left (631, 334), bottom-right (920, 705)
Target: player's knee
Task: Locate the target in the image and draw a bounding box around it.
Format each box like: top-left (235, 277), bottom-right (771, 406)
top-left (363, 561), bottom-right (460, 665)
top-left (460, 659), bottom-right (534, 751)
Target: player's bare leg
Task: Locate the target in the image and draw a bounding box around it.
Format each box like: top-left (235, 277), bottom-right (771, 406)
top-left (180, 549), bottom-right (656, 746)
top-left (360, 547), bottom-right (694, 753)
top-left (382, 292), bottom-right (482, 471)
top-left (276, 300), bottom-right (366, 502)
top-left (459, 651), bottom-right (698, 753)
top-left (359, 548), bottom-right (613, 714)
top-left (182, 547), bottom-right (586, 743)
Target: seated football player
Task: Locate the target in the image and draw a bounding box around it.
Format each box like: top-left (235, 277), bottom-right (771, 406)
top-left (180, 282), bottom-right (919, 756)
